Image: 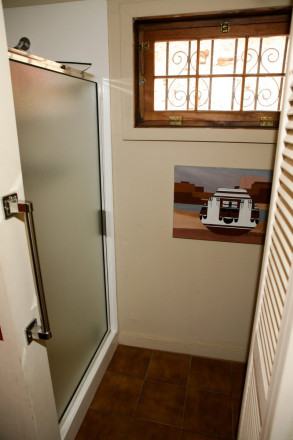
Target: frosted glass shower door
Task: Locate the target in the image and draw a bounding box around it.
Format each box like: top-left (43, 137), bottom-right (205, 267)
top-left (9, 60), bottom-right (108, 418)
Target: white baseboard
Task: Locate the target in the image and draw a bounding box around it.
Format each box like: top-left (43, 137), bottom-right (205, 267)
top-left (118, 331), bottom-right (247, 362)
top-left (60, 330), bottom-right (118, 440)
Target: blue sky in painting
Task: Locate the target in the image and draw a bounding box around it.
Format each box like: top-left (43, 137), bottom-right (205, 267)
top-left (174, 166), bottom-right (273, 193)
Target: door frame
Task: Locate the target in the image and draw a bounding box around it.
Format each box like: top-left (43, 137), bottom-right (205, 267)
top-left (238, 13), bottom-right (293, 439)
top-left (0, 11), bottom-right (118, 440)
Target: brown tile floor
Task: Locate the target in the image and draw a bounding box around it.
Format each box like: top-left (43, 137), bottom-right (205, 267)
top-left (75, 345), bottom-right (246, 440)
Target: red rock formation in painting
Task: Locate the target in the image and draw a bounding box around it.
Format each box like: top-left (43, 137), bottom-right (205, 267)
top-left (239, 175), bottom-right (268, 189)
top-left (174, 182), bottom-right (212, 205)
top-left (246, 182), bottom-right (272, 204)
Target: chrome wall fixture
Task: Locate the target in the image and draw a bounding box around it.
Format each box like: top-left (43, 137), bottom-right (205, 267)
top-left (2, 193), bottom-right (52, 344)
top-left (14, 37), bottom-right (31, 52)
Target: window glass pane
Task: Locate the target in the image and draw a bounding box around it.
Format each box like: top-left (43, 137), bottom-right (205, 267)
top-left (242, 76), bottom-right (282, 111)
top-left (190, 40), bottom-right (198, 74)
top-left (232, 78), bottom-right (242, 111)
top-left (167, 77), bottom-right (188, 110)
top-left (200, 38), bottom-right (246, 75)
top-left (260, 36), bottom-right (287, 74)
top-left (242, 76), bottom-right (257, 110)
top-left (155, 42), bottom-right (167, 76)
top-left (235, 38), bottom-right (246, 74)
top-left (188, 78), bottom-right (196, 110)
top-left (246, 38), bottom-right (261, 74)
top-left (155, 77), bottom-right (196, 111)
top-left (168, 41), bottom-right (189, 76)
top-left (209, 77), bottom-right (240, 110)
top-left (199, 40), bottom-right (212, 74)
top-left (154, 78), bottom-right (167, 110)
top-left (197, 78), bottom-right (210, 110)
top-left (213, 39), bottom-right (236, 75)
top-left (256, 76), bottom-right (282, 110)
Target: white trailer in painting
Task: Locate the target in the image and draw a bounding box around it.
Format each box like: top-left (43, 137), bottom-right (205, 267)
top-left (200, 188), bottom-right (259, 234)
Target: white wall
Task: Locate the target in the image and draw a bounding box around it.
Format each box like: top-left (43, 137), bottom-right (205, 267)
top-left (4, 0), bottom-right (109, 79)
top-left (107, 0), bottom-right (291, 361)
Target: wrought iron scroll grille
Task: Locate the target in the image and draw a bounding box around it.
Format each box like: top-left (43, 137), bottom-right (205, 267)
top-left (154, 36), bottom-right (289, 112)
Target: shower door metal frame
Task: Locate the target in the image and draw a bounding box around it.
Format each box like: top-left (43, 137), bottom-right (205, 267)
top-left (7, 48), bottom-right (118, 439)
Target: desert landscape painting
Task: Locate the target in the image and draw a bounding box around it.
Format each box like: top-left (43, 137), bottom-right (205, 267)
top-left (173, 166), bottom-right (273, 244)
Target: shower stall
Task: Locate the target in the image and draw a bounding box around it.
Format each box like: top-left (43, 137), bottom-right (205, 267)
top-left (6, 48), bottom-right (117, 438)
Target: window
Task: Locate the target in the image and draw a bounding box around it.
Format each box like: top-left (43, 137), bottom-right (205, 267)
top-left (134, 8), bottom-right (291, 128)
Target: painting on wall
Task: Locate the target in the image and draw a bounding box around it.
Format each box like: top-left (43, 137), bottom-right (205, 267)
top-left (173, 166), bottom-right (273, 245)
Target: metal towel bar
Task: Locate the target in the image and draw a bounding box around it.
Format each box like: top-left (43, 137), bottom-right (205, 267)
top-left (2, 193), bottom-right (52, 344)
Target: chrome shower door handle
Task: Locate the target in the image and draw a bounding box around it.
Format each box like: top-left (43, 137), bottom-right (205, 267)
top-left (2, 193), bottom-right (52, 344)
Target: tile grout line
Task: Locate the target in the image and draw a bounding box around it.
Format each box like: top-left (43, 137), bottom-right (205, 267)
top-left (124, 349), bottom-right (154, 440)
top-left (132, 349), bottom-right (154, 418)
top-left (143, 377), bottom-right (187, 389)
top-left (229, 360), bottom-right (236, 440)
top-left (105, 370), bottom-right (152, 381)
top-left (143, 349), bottom-right (154, 381)
top-left (180, 354), bottom-right (192, 436)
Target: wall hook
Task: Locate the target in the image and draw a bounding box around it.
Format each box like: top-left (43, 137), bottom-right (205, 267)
top-left (14, 37), bottom-right (31, 52)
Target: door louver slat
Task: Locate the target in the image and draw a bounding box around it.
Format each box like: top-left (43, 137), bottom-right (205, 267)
top-left (259, 316), bottom-right (272, 380)
top-left (278, 184), bottom-right (292, 213)
top-left (271, 231), bottom-right (290, 277)
top-left (241, 365), bottom-right (261, 438)
top-left (274, 215), bottom-right (292, 262)
top-left (270, 239), bottom-right (289, 288)
top-left (276, 197), bottom-right (293, 239)
top-left (267, 256), bottom-right (285, 312)
top-left (283, 133), bottom-right (293, 145)
top-left (263, 296), bottom-right (277, 354)
top-left (263, 287), bottom-right (278, 347)
top-left (267, 252), bottom-right (286, 307)
top-left (280, 170), bottom-right (293, 193)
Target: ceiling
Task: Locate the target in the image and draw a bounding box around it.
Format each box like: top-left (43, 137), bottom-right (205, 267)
top-left (3, 0), bottom-right (82, 8)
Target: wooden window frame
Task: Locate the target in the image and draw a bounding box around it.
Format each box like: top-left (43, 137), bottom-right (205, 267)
top-left (134, 7), bottom-right (291, 129)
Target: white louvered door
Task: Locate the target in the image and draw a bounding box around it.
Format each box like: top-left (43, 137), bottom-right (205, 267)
top-left (238, 19), bottom-right (293, 440)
